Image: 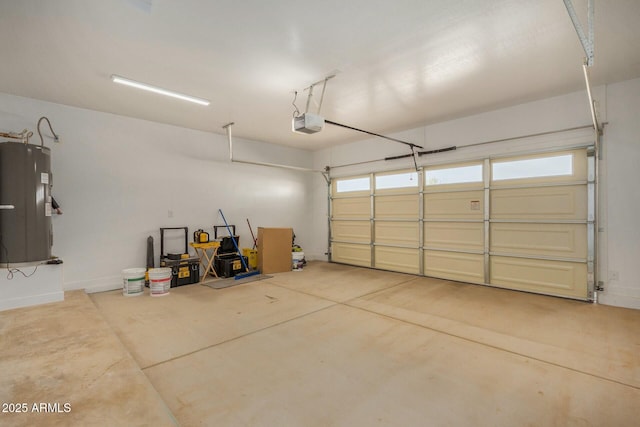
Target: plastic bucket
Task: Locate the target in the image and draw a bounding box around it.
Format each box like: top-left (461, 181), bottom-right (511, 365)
top-left (243, 248), bottom-right (258, 269)
top-left (122, 268), bottom-right (146, 296)
top-left (292, 252), bottom-right (305, 271)
top-left (148, 267), bottom-right (172, 297)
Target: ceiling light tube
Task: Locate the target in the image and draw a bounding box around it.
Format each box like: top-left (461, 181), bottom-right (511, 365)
top-left (111, 75), bottom-right (210, 106)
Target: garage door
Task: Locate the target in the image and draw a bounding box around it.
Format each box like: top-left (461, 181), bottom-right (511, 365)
top-left (329, 147), bottom-right (594, 301)
top-left (373, 170), bottom-right (420, 274)
top-left (424, 162), bottom-right (485, 284)
top-left (488, 149), bottom-right (591, 299)
top-left (330, 175), bottom-right (371, 267)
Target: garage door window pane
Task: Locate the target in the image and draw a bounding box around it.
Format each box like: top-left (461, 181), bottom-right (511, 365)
top-left (493, 154), bottom-right (573, 181)
top-left (336, 177), bottom-right (370, 193)
top-left (425, 164), bottom-right (482, 186)
top-left (376, 172), bottom-right (418, 190)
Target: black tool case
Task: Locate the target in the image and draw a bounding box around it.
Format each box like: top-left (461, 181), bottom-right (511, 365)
top-left (214, 253), bottom-right (248, 278)
top-left (159, 227), bottom-right (200, 287)
top-left (213, 225), bottom-right (240, 255)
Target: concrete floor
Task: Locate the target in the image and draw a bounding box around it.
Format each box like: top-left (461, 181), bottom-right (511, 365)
top-left (2, 261), bottom-right (639, 426)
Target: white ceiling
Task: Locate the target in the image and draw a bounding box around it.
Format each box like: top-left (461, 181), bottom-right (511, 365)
top-left (1, 0), bottom-right (639, 150)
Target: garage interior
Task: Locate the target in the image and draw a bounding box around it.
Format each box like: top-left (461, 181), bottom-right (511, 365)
top-left (1, 1), bottom-right (639, 425)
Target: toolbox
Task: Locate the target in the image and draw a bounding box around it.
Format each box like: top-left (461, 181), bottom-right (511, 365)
top-left (213, 225), bottom-right (240, 255)
top-left (159, 227), bottom-right (200, 287)
top-left (214, 253), bottom-right (248, 278)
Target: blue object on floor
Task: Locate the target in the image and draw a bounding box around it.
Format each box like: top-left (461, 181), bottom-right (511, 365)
top-left (218, 209), bottom-right (261, 280)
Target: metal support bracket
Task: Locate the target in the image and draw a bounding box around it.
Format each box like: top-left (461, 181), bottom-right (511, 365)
top-left (224, 121), bottom-right (323, 173)
top-left (564, 0), bottom-right (602, 142)
top-left (304, 74), bottom-right (336, 115)
top-left (223, 122), bottom-right (235, 162)
top-left (321, 166), bottom-right (331, 184)
top-left (563, 0), bottom-right (594, 66)
top-left (582, 63), bottom-right (602, 136)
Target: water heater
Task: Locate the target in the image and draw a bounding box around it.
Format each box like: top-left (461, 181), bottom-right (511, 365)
top-left (0, 141), bottom-right (53, 264)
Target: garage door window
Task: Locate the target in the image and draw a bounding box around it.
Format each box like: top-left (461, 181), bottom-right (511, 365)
top-left (336, 177), bottom-right (370, 193)
top-left (425, 164), bottom-right (483, 186)
top-left (492, 154), bottom-right (573, 181)
top-left (375, 172), bottom-right (418, 190)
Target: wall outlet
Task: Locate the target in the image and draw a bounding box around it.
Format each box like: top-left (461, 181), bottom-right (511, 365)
top-left (168, 210), bottom-right (173, 218)
top-left (610, 271), bottom-right (619, 281)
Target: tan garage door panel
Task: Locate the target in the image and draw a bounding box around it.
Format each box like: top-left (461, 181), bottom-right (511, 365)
top-left (491, 186), bottom-right (587, 220)
top-left (490, 256), bottom-right (587, 299)
top-left (375, 246), bottom-right (420, 274)
top-left (375, 222), bottom-right (419, 246)
top-left (375, 194), bottom-right (418, 219)
top-left (424, 250), bottom-right (484, 283)
top-left (490, 223), bottom-right (587, 259)
top-left (424, 222), bottom-right (484, 252)
top-left (332, 197), bottom-right (370, 219)
top-left (424, 191), bottom-right (484, 220)
top-left (330, 148), bottom-right (591, 301)
top-left (331, 220), bottom-right (371, 243)
top-left (332, 243), bottom-right (371, 267)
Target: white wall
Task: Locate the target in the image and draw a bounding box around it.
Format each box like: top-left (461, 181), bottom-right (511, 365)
top-left (3, 77), bottom-right (639, 310)
top-left (0, 264), bottom-right (63, 311)
top-left (0, 93), bottom-right (314, 293)
top-left (312, 78), bottom-right (640, 310)
top-left (599, 78), bottom-right (640, 309)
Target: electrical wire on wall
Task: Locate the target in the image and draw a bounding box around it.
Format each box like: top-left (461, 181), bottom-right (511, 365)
top-left (291, 91), bottom-right (301, 118)
top-left (0, 235), bottom-right (38, 279)
top-left (37, 116), bottom-right (60, 146)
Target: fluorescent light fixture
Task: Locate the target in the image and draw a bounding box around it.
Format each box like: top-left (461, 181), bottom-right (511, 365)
top-left (111, 75), bottom-right (210, 106)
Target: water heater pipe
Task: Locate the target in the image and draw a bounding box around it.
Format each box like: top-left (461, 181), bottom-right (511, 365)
top-left (0, 129), bottom-right (32, 144)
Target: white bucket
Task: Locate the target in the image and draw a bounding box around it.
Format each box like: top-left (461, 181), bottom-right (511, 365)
top-left (148, 267), bottom-right (172, 297)
top-left (292, 252), bottom-right (305, 271)
top-left (122, 268), bottom-right (146, 296)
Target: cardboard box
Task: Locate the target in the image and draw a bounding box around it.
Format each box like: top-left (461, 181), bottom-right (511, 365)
top-left (257, 227), bottom-right (293, 274)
